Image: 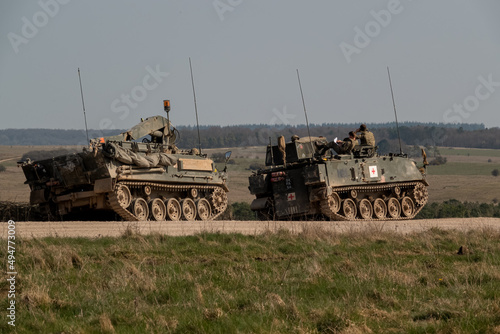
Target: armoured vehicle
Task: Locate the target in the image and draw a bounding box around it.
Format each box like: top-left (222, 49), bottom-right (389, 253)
top-left (248, 136), bottom-right (429, 221)
top-left (20, 100), bottom-right (231, 221)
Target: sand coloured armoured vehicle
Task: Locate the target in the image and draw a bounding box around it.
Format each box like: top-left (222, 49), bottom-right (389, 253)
top-left (248, 136), bottom-right (429, 221)
top-left (20, 100), bottom-right (231, 221)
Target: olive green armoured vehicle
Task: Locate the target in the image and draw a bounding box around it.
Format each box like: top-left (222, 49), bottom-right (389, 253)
top-left (21, 100), bottom-right (231, 221)
top-left (248, 136), bottom-right (429, 221)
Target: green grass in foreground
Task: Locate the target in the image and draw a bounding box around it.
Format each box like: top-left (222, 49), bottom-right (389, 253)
top-left (1, 227), bottom-right (500, 333)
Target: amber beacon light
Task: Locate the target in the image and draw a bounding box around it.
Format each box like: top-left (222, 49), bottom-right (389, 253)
top-left (163, 100), bottom-right (171, 112)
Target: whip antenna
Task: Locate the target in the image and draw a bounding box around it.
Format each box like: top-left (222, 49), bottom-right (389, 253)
top-left (387, 67), bottom-right (403, 155)
top-left (296, 69), bottom-right (314, 157)
top-left (189, 57), bottom-right (202, 154)
top-left (78, 68), bottom-right (89, 144)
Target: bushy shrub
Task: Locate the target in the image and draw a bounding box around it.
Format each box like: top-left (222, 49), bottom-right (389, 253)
top-left (231, 202), bottom-right (256, 221)
top-left (0, 165), bottom-right (6, 172)
top-left (248, 163), bottom-right (264, 171)
top-left (210, 152), bottom-right (226, 163)
top-left (429, 156), bottom-right (447, 165)
top-left (416, 200), bottom-right (500, 219)
top-left (215, 202), bottom-right (257, 221)
top-left (492, 169), bottom-right (499, 177)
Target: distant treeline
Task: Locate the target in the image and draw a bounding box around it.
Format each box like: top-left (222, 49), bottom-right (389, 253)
top-left (1, 122), bottom-right (499, 150)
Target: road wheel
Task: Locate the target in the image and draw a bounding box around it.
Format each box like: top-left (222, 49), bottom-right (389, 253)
top-left (149, 198), bottom-right (166, 221)
top-left (387, 197), bottom-right (401, 219)
top-left (165, 198), bottom-right (181, 221)
top-left (181, 198), bottom-right (197, 221)
top-left (358, 199), bottom-right (373, 220)
top-left (342, 198), bottom-right (357, 220)
top-left (373, 198), bottom-right (387, 219)
top-left (401, 196), bottom-right (415, 218)
top-left (132, 198), bottom-right (149, 221)
top-left (196, 198), bottom-right (212, 221)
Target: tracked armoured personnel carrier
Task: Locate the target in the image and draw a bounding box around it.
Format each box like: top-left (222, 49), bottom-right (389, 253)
top-left (248, 136), bottom-right (429, 221)
top-left (20, 100), bottom-right (231, 221)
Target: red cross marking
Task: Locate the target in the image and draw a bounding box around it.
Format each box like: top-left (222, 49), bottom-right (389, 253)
top-left (372, 168), bottom-right (376, 174)
top-left (288, 193), bottom-right (295, 201)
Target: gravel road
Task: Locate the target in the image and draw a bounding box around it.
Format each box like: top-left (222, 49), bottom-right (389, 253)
top-left (3, 218), bottom-right (500, 239)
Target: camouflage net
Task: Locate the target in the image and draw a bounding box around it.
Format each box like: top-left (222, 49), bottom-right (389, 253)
top-left (107, 143), bottom-right (178, 168)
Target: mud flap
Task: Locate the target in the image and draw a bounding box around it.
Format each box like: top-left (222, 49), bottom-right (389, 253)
top-left (94, 178), bottom-right (113, 194)
top-left (250, 197), bottom-right (270, 211)
top-left (30, 189), bottom-right (46, 205)
top-left (309, 187), bottom-right (326, 202)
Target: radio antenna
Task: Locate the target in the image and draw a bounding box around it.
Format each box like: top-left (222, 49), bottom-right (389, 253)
top-left (296, 69), bottom-right (314, 157)
top-left (78, 68), bottom-right (90, 144)
top-left (189, 57), bottom-right (202, 154)
top-left (387, 67), bottom-right (403, 155)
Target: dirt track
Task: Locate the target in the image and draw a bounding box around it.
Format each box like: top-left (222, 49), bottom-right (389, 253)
top-left (3, 218), bottom-right (500, 239)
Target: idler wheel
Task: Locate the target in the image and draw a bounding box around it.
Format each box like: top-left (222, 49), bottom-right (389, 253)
top-left (358, 199), bottom-right (373, 220)
top-left (322, 192), bottom-right (341, 214)
top-left (181, 198), bottom-right (197, 221)
top-left (196, 198), bottom-right (212, 221)
top-left (115, 184), bottom-right (132, 209)
top-left (149, 198), bottom-right (166, 221)
top-left (165, 198), bottom-right (181, 221)
top-left (342, 198), bottom-right (357, 220)
top-left (401, 196), bottom-right (415, 218)
top-left (373, 198), bottom-right (387, 220)
top-left (387, 197), bottom-right (401, 219)
top-left (132, 198), bottom-right (149, 221)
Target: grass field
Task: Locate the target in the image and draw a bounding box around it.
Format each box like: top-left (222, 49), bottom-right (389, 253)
top-left (1, 227), bottom-right (499, 333)
top-left (437, 147), bottom-right (500, 158)
top-left (1, 145), bottom-right (499, 205)
top-left (428, 162), bottom-right (498, 176)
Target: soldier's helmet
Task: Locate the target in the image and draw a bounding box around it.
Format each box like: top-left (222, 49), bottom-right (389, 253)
top-left (359, 124), bottom-right (367, 131)
top-left (291, 135), bottom-right (300, 142)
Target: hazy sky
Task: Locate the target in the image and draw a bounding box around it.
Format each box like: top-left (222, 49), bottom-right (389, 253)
top-left (1, 0), bottom-right (500, 131)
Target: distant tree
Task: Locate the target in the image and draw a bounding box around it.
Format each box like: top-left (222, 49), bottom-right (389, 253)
top-left (429, 156), bottom-right (447, 166)
top-left (0, 165), bottom-right (6, 172)
top-left (492, 169), bottom-right (499, 177)
top-left (248, 163), bottom-right (264, 171)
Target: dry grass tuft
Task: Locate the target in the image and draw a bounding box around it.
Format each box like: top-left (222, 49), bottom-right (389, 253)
top-left (267, 293), bottom-right (286, 309)
top-left (195, 283), bottom-right (205, 305)
top-left (203, 307), bottom-right (224, 320)
top-left (152, 315), bottom-right (178, 331)
top-left (121, 224), bottom-right (146, 242)
top-left (99, 313), bottom-right (115, 334)
top-left (22, 286), bottom-right (51, 307)
top-left (71, 253), bottom-right (83, 269)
